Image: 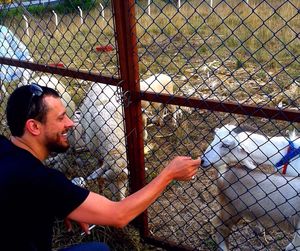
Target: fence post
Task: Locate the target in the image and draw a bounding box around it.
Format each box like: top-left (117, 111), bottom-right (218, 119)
top-left (77, 6), bottom-right (83, 25)
top-left (112, 0), bottom-right (148, 237)
top-left (147, 0), bottom-right (151, 16)
top-left (100, 3), bottom-right (105, 20)
top-left (23, 15), bottom-right (29, 37)
top-left (52, 10), bottom-right (58, 27)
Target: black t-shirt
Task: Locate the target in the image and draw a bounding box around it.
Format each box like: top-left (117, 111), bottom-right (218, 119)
top-left (0, 135), bottom-right (90, 251)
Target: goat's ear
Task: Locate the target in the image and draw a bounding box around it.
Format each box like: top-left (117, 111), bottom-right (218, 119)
top-left (222, 137), bottom-right (236, 149)
top-left (242, 159), bottom-right (256, 169)
top-left (237, 144), bottom-right (248, 154)
top-left (236, 132), bottom-right (253, 154)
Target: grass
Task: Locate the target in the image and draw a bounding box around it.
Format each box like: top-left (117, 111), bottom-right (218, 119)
top-left (135, 0), bottom-right (299, 76)
top-left (1, 0), bottom-right (298, 83)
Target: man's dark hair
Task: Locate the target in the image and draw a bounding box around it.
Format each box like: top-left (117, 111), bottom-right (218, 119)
top-left (6, 84), bottom-right (60, 137)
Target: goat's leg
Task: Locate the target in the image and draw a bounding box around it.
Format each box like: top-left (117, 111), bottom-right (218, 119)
top-left (86, 164), bottom-right (109, 180)
top-left (102, 160), bottom-right (128, 201)
top-left (212, 199), bottom-right (240, 251)
top-left (142, 112), bottom-right (148, 141)
top-left (105, 171), bottom-right (127, 201)
top-left (212, 216), bottom-right (231, 251)
top-left (108, 179), bottom-right (128, 201)
top-left (160, 104), bottom-right (178, 127)
top-left (107, 182), bottom-right (120, 201)
top-left (168, 104), bottom-right (181, 127)
top-left (154, 104), bottom-right (165, 126)
top-left (286, 223), bottom-right (300, 251)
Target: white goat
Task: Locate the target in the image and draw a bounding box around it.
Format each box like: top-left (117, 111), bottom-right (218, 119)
top-left (0, 25), bottom-right (33, 85)
top-left (201, 125), bottom-right (300, 250)
top-left (71, 75), bottom-right (178, 198)
top-left (78, 82), bottom-right (128, 201)
top-left (201, 124), bottom-right (300, 176)
top-left (200, 165), bottom-right (300, 250)
top-left (140, 74), bottom-right (180, 140)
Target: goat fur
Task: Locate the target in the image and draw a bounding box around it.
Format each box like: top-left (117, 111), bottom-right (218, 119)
top-left (202, 165), bottom-right (300, 250)
top-left (140, 74), bottom-right (179, 140)
top-left (78, 82), bottom-right (128, 201)
top-left (201, 125), bottom-right (300, 250)
top-left (201, 124), bottom-right (300, 176)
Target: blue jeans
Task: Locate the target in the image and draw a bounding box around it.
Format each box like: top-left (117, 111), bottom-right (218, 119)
top-left (58, 242), bottom-right (110, 251)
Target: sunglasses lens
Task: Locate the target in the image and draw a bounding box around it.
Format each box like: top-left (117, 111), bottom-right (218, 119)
top-left (29, 84), bottom-right (43, 97)
top-left (26, 84), bottom-right (44, 119)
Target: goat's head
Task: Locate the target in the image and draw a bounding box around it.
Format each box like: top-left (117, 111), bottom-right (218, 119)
top-left (201, 124), bottom-right (253, 169)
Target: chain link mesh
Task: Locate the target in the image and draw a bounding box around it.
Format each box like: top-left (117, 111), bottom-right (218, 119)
top-left (0, 0), bottom-right (299, 250)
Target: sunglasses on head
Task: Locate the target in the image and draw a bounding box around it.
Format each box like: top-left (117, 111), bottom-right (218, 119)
top-left (26, 84), bottom-right (44, 119)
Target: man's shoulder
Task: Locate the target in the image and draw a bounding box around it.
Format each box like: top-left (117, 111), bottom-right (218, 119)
top-left (0, 135), bottom-right (43, 173)
top-left (0, 135), bottom-right (15, 155)
top-left (0, 135), bottom-right (9, 143)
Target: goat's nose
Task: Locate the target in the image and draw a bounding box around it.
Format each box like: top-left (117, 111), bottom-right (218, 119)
top-left (200, 159), bottom-right (204, 166)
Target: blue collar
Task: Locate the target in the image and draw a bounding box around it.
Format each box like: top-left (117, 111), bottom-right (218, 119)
top-left (275, 140), bottom-right (300, 167)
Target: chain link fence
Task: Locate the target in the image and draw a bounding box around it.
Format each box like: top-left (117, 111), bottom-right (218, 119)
top-left (0, 0), bottom-right (300, 250)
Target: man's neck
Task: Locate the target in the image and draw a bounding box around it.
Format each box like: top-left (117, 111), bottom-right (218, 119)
top-left (10, 136), bottom-right (47, 161)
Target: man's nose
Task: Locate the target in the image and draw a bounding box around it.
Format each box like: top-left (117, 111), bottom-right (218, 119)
top-left (66, 116), bottom-right (75, 128)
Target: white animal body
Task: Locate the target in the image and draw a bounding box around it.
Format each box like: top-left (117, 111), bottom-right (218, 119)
top-left (140, 74), bottom-right (180, 140)
top-left (0, 25), bottom-right (33, 84)
top-left (71, 177), bottom-right (87, 188)
top-left (78, 82), bottom-right (128, 201)
top-left (201, 125), bottom-right (300, 250)
top-left (73, 75), bottom-right (178, 198)
top-left (201, 124), bottom-right (300, 176)
top-left (200, 165), bottom-right (300, 250)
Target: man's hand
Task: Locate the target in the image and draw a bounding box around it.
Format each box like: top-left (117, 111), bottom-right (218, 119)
top-left (64, 218), bottom-right (91, 235)
top-left (164, 156), bottom-right (201, 181)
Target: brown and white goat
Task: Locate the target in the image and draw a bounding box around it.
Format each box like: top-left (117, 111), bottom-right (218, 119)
top-left (140, 74), bottom-right (180, 140)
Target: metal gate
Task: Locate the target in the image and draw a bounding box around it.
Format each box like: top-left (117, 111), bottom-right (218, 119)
top-left (0, 0), bottom-right (299, 250)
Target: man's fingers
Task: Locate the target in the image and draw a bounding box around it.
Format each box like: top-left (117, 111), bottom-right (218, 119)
top-left (64, 218), bottom-right (72, 232)
top-left (80, 225), bottom-right (96, 236)
top-left (79, 222), bottom-right (90, 234)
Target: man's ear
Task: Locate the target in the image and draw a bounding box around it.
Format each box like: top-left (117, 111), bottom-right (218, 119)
top-left (25, 119), bottom-right (41, 136)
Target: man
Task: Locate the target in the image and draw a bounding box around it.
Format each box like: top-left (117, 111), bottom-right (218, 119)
top-left (0, 83), bottom-right (200, 251)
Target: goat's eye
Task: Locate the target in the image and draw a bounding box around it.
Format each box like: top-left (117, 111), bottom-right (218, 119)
top-left (221, 143), bottom-right (230, 148)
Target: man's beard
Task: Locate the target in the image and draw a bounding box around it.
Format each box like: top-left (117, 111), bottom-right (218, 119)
top-left (46, 138), bottom-right (70, 153)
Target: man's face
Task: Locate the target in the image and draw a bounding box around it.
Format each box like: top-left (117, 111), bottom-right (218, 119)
top-left (41, 96), bottom-right (74, 153)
